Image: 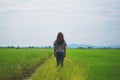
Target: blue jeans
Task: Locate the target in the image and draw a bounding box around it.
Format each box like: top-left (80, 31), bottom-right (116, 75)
top-left (56, 52), bottom-right (65, 67)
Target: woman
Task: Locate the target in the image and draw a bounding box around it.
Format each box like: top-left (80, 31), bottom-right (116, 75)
top-left (53, 32), bottom-right (67, 67)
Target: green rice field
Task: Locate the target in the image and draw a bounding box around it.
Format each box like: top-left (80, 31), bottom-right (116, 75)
top-left (0, 48), bottom-right (52, 80)
top-left (67, 49), bottom-right (120, 80)
top-left (0, 48), bottom-right (120, 80)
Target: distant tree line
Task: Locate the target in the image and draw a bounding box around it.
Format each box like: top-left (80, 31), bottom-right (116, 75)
top-left (0, 46), bottom-right (53, 49)
top-left (0, 46), bottom-right (120, 49)
top-left (76, 47), bottom-right (120, 49)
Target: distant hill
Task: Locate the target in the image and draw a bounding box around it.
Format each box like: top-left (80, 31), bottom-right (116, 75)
top-left (67, 44), bottom-right (94, 48)
top-left (67, 44), bottom-right (120, 48)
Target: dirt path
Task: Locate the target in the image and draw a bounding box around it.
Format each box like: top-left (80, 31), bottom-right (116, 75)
top-left (25, 56), bottom-right (86, 80)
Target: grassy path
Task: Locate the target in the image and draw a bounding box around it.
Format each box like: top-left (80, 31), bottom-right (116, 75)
top-left (25, 56), bottom-right (86, 80)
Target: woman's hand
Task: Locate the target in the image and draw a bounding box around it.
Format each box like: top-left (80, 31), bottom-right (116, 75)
top-left (54, 53), bottom-right (56, 57)
top-left (64, 53), bottom-right (66, 58)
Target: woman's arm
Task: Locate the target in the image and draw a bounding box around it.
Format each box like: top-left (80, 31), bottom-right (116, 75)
top-left (64, 46), bottom-right (66, 57)
top-left (54, 46), bottom-right (56, 57)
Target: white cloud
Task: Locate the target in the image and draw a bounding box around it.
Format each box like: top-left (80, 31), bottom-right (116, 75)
top-left (0, 0), bottom-right (120, 46)
top-left (0, 0), bottom-right (56, 12)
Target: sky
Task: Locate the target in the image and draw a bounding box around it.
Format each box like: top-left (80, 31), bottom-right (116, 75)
top-left (0, 0), bottom-right (120, 46)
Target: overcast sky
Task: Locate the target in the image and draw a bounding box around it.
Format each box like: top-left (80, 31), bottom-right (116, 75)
top-left (0, 0), bottom-right (120, 46)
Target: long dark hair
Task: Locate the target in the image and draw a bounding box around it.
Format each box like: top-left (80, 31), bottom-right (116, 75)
top-left (56, 32), bottom-right (65, 45)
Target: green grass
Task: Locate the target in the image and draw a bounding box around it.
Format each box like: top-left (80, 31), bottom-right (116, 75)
top-left (0, 48), bottom-right (52, 80)
top-left (67, 49), bottom-right (120, 80)
top-left (0, 48), bottom-right (120, 80)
